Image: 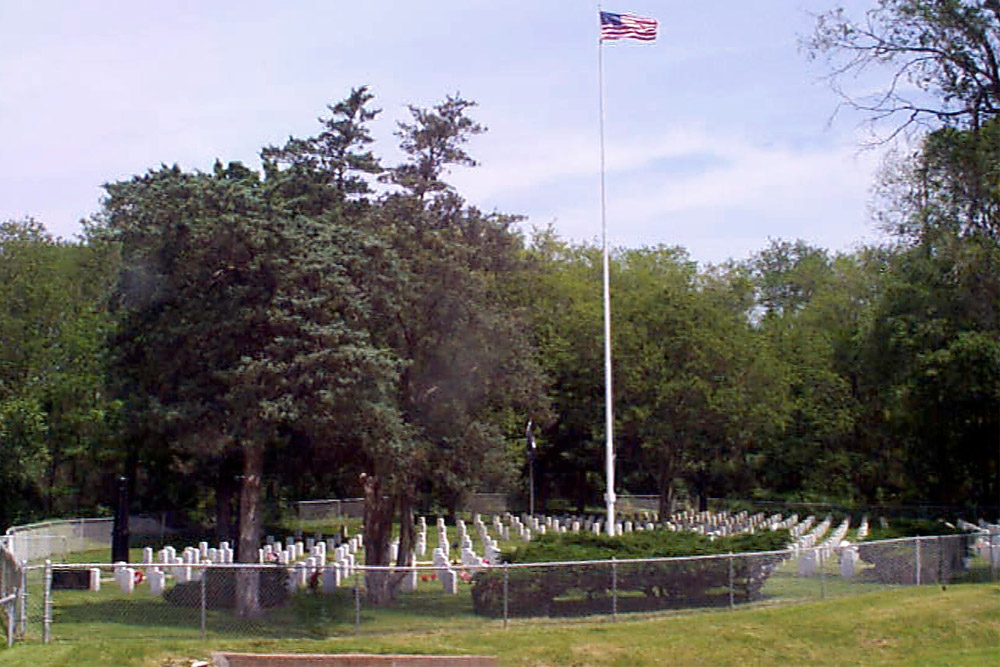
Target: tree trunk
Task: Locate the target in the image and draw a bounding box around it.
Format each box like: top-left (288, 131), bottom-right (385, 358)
top-left (658, 481), bottom-right (676, 520)
top-left (236, 442), bottom-right (263, 618)
top-left (362, 472), bottom-right (398, 606)
top-left (657, 453), bottom-right (678, 521)
top-left (696, 472), bottom-right (708, 512)
top-left (216, 474), bottom-right (237, 542)
top-left (396, 490), bottom-right (415, 568)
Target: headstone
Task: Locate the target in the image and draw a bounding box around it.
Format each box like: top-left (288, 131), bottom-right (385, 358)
top-left (322, 565), bottom-right (340, 593)
top-left (440, 568), bottom-right (458, 594)
top-left (90, 567), bottom-right (101, 592)
top-left (840, 547), bottom-right (857, 579)
top-left (120, 567), bottom-right (136, 594)
top-left (798, 550), bottom-right (816, 577)
top-left (400, 567), bottom-right (418, 593)
top-left (52, 569), bottom-right (93, 590)
top-left (149, 568), bottom-right (166, 595)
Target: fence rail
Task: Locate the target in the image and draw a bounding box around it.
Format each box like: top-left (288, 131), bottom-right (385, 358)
top-left (7, 531), bottom-right (997, 646)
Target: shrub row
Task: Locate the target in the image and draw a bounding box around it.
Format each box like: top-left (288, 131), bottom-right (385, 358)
top-left (504, 528), bottom-right (791, 563)
top-left (472, 529), bottom-right (790, 617)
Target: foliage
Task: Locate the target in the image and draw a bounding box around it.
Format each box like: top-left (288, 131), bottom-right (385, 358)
top-left (862, 518), bottom-right (971, 540)
top-left (100, 160), bottom-right (402, 616)
top-left (808, 0), bottom-right (1000, 136)
top-left (504, 529), bottom-right (792, 563)
top-left (863, 120), bottom-right (1000, 507)
top-left (0, 218), bottom-right (118, 529)
top-left (472, 530), bottom-right (792, 617)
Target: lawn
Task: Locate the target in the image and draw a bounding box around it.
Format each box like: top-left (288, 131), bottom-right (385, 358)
top-left (1, 583), bottom-right (997, 666)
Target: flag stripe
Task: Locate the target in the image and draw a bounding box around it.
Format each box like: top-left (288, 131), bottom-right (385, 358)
top-left (600, 11), bottom-right (657, 42)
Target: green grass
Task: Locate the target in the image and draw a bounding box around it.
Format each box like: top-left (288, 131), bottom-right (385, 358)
top-left (2, 583), bottom-right (997, 666)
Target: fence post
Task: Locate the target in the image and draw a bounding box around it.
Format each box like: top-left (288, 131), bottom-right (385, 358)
top-left (200, 565), bottom-right (207, 640)
top-left (6, 597), bottom-right (13, 648)
top-left (937, 535), bottom-right (944, 589)
top-left (502, 564), bottom-right (509, 630)
top-left (42, 560), bottom-right (52, 644)
top-left (915, 537), bottom-right (921, 586)
top-left (819, 548), bottom-right (825, 600)
top-left (728, 553), bottom-right (734, 609)
top-left (354, 568), bottom-right (361, 635)
top-left (611, 557), bottom-right (617, 622)
top-left (993, 532), bottom-right (999, 583)
top-left (17, 561), bottom-right (27, 637)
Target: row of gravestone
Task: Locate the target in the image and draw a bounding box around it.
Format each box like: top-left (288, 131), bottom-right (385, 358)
top-left (960, 520), bottom-right (1000, 567)
top-left (63, 510), bottom-right (951, 597)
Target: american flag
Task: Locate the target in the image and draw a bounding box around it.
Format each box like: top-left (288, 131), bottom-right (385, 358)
top-left (600, 11), bottom-right (657, 42)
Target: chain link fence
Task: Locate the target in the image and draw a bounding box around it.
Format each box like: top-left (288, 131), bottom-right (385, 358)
top-left (1, 545), bottom-right (23, 647)
top-left (3, 516), bottom-right (169, 563)
top-left (7, 531), bottom-right (995, 645)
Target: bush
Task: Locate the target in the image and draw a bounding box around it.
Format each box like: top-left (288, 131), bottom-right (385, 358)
top-left (504, 529), bottom-right (790, 563)
top-left (471, 529), bottom-right (790, 617)
top-left (862, 518), bottom-right (967, 541)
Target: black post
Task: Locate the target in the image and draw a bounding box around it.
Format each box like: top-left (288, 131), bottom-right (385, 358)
top-left (112, 476), bottom-right (130, 563)
top-left (234, 474), bottom-right (244, 563)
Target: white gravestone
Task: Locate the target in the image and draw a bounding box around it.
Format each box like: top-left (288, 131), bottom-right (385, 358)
top-left (149, 568), bottom-right (166, 595)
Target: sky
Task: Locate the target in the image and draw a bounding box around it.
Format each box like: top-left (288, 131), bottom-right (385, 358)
top-left (0, 0), bottom-right (893, 266)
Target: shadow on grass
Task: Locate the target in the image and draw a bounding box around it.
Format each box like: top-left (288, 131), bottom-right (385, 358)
top-left (52, 590), bottom-right (360, 640)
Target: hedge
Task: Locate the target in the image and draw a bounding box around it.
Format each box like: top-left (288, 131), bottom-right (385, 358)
top-left (471, 529), bottom-right (790, 617)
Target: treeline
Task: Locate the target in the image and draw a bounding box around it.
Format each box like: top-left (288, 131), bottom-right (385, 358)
top-left (1, 0), bottom-right (998, 611)
top-left (3, 94), bottom-right (997, 525)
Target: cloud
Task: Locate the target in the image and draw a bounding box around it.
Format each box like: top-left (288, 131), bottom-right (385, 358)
top-left (451, 122), bottom-right (886, 264)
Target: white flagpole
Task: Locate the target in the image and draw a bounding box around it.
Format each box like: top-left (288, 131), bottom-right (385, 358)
top-left (597, 3), bottom-right (616, 537)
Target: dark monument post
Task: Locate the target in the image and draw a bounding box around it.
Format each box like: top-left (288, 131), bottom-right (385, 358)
top-left (112, 475), bottom-right (130, 562)
top-left (234, 474), bottom-right (243, 563)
